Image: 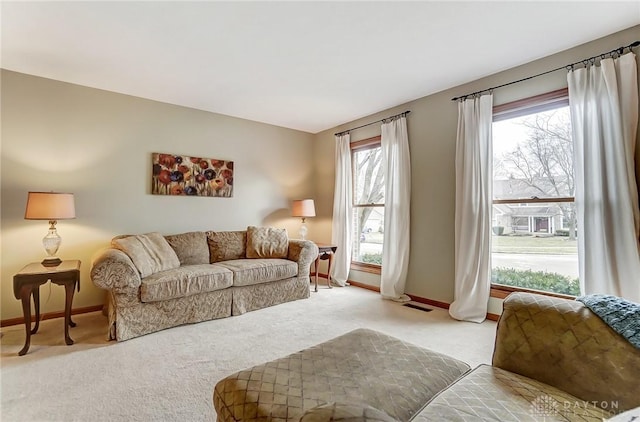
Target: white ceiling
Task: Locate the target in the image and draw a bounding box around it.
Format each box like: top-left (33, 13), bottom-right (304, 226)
top-left (2, 2), bottom-right (639, 134)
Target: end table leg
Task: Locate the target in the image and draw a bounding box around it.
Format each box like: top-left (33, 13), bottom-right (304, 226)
top-left (326, 253), bottom-right (334, 289)
top-left (69, 277), bottom-right (78, 327)
top-left (63, 282), bottom-right (75, 346)
top-left (18, 286), bottom-right (32, 356)
top-left (314, 256), bottom-right (319, 293)
top-left (31, 287), bottom-right (40, 334)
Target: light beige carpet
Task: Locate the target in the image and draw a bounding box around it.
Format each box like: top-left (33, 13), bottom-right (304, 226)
top-left (1, 286), bottom-right (496, 421)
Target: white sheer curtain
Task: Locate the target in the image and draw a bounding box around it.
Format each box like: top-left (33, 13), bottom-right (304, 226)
top-left (380, 116), bottom-right (411, 302)
top-left (330, 133), bottom-right (352, 286)
top-left (568, 52), bottom-right (640, 302)
top-left (449, 94), bottom-right (493, 323)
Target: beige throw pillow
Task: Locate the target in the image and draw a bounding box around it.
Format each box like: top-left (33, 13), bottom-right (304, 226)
top-left (112, 232), bottom-right (180, 278)
top-left (165, 231), bottom-right (209, 265)
top-left (207, 231), bottom-right (247, 263)
top-left (246, 226), bottom-right (288, 259)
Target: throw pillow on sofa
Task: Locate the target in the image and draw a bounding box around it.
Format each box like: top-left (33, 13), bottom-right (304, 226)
top-left (112, 232), bottom-right (180, 278)
top-left (165, 231), bottom-right (209, 265)
top-left (207, 230), bottom-right (247, 263)
top-left (246, 226), bottom-right (288, 259)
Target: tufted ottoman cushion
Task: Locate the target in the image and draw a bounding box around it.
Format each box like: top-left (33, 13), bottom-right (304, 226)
top-left (412, 365), bottom-right (611, 422)
top-left (213, 328), bottom-right (470, 422)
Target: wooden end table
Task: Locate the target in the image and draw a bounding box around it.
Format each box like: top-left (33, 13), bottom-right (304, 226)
top-left (13, 260), bottom-right (81, 356)
top-left (312, 244), bottom-right (337, 292)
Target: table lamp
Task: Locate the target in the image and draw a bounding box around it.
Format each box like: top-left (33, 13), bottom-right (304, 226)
top-left (24, 191), bottom-right (76, 267)
top-left (292, 199), bottom-right (315, 240)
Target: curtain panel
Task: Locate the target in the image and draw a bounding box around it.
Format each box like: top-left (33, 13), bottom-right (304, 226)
top-left (449, 94), bottom-right (493, 323)
top-left (380, 116), bottom-right (411, 302)
top-left (330, 133), bottom-right (352, 286)
top-left (568, 52), bottom-right (640, 302)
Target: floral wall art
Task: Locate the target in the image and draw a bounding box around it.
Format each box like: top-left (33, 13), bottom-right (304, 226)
top-left (152, 153), bottom-right (234, 197)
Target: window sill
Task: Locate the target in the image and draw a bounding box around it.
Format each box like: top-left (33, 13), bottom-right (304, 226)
top-left (350, 262), bottom-right (381, 275)
top-left (490, 284), bottom-right (576, 300)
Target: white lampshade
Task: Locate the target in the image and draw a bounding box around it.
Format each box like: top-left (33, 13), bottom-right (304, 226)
top-left (25, 192), bottom-right (76, 220)
top-left (292, 199), bottom-right (316, 218)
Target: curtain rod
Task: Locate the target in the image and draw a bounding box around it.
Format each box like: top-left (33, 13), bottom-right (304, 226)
top-left (334, 110), bottom-right (411, 136)
top-left (451, 40), bottom-right (640, 102)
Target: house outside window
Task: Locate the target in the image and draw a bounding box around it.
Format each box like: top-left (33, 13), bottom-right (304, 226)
top-left (510, 216), bottom-right (529, 232)
top-left (351, 136), bottom-right (384, 269)
top-left (491, 89), bottom-right (579, 296)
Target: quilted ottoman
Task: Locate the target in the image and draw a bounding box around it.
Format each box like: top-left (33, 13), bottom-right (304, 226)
top-left (412, 365), bottom-right (611, 421)
top-left (213, 328), bottom-right (470, 422)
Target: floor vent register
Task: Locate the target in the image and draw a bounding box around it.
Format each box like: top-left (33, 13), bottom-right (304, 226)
top-left (403, 302), bottom-right (433, 312)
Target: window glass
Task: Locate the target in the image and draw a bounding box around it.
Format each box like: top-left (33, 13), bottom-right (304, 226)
top-left (353, 207), bottom-right (384, 265)
top-left (353, 147), bottom-right (384, 205)
top-left (493, 107), bottom-right (574, 200)
top-left (492, 96), bottom-right (579, 296)
top-left (351, 140), bottom-right (384, 266)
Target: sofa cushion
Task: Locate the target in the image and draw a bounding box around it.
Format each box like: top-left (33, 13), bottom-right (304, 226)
top-left (215, 258), bottom-right (297, 286)
top-left (207, 230), bottom-right (246, 263)
top-left (246, 226), bottom-right (288, 259)
top-left (112, 232), bottom-right (180, 278)
top-left (140, 264), bottom-right (233, 303)
top-left (164, 231), bottom-right (209, 265)
top-left (412, 365), bottom-right (611, 422)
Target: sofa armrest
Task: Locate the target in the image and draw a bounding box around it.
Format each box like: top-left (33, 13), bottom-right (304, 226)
top-left (492, 292), bottom-right (640, 411)
top-left (287, 240), bottom-right (319, 277)
top-left (91, 248), bottom-right (142, 291)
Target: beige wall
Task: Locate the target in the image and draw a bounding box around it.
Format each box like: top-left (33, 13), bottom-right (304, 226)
top-left (312, 25), bottom-right (640, 315)
top-left (1, 70), bottom-right (315, 320)
top-left (2, 25), bottom-right (638, 322)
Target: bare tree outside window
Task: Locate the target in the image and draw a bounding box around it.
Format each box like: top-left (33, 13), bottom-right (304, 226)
top-left (352, 139), bottom-right (384, 265)
top-left (495, 109), bottom-right (577, 239)
top-left (492, 93), bottom-right (579, 296)
top-left (354, 147), bottom-right (384, 228)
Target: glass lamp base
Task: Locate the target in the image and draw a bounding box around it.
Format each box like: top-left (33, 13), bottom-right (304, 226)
top-left (42, 221), bottom-right (62, 267)
top-left (298, 223), bottom-right (308, 240)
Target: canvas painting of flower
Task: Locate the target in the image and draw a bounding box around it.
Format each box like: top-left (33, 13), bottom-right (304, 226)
top-left (152, 153), bottom-right (234, 197)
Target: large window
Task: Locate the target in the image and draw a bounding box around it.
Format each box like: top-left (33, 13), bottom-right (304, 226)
top-left (492, 89), bottom-right (579, 296)
top-left (351, 136), bottom-right (384, 268)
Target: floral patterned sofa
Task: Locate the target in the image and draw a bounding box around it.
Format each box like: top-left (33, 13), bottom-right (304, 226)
top-left (90, 227), bottom-right (318, 341)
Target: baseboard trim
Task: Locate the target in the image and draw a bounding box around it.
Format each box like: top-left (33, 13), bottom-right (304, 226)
top-left (486, 313), bottom-right (500, 321)
top-left (407, 294), bottom-right (450, 310)
top-left (347, 281), bottom-right (500, 321)
top-left (347, 280), bottom-right (380, 292)
top-left (1, 305), bottom-right (104, 328)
